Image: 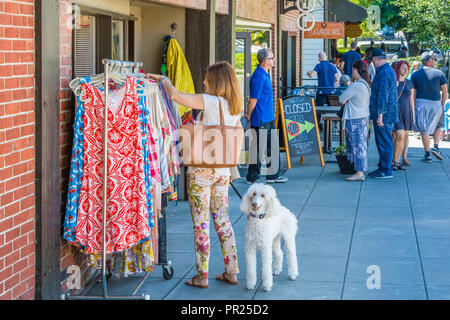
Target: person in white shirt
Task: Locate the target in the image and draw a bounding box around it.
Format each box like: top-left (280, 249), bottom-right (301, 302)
top-left (339, 60), bottom-right (372, 181)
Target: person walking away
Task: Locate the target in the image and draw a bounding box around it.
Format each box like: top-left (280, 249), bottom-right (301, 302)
top-left (368, 48), bottom-right (399, 179)
top-left (244, 48), bottom-right (288, 184)
top-left (356, 47), bottom-right (363, 58)
top-left (408, 61), bottom-right (421, 80)
top-left (444, 99), bottom-right (450, 141)
top-left (330, 58), bottom-right (342, 88)
top-left (398, 46), bottom-right (408, 58)
top-left (307, 52), bottom-right (340, 106)
top-left (339, 60), bottom-right (372, 181)
top-left (392, 60), bottom-right (415, 169)
top-left (380, 43), bottom-right (387, 56)
top-left (340, 42), bottom-right (362, 80)
top-left (146, 62), bottom-right (242, 288)
top-left (411, 51), bottom-right (449, 162)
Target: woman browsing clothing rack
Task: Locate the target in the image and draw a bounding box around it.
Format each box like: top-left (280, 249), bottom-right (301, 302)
top-left (146, 61), bottom-right (243, 288)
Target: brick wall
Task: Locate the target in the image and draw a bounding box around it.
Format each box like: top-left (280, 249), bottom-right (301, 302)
top-left (58, 0), bottom-right (91, 291)
top-left (0, 0), bottom-right (36, 300)
top-left (215, 0), bottom-right (228, 14)
top-left (152, 0), bottom-right (207, 10)
top-left (59, 0), bottom-right (75, 273)
top-left (237, 0), bottom-right (277, 24)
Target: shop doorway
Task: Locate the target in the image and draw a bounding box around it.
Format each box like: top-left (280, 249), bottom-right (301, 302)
top-left (282, 32), bottom-right (297, 97)
top-left (235, 32), bottom-right (251, 114)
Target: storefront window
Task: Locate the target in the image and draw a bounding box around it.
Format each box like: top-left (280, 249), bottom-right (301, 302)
top-left (236, 28), bottom-right (271, 73)
top-left (74, 15), bottom-right (96, 77)
top-left (112, 20), bottom-right (124, 60)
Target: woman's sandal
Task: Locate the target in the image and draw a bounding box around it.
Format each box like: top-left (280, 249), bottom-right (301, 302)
top-left (402, 159), bottom-right (411, 166)
top-left (216, 272), bottom-right (238, 285)
top-left (185, 275), bottom-right (208, 288)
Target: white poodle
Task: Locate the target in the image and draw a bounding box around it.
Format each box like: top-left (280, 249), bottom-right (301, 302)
top-left (240, 183), bottom-right (299, 292)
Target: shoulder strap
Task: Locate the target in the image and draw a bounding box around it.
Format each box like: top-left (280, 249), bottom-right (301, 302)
top-left (359, 79), bottom-right (370, 94)
top-left (397, 80), bottom-right (407, 99)
top-left (199, 96), bottom-right (225, 125)
top-left (217, 97), bottom-right (225, 126)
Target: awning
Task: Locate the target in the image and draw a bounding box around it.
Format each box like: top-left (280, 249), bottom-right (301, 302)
top-left (329, 0), bottom-right (367, 24)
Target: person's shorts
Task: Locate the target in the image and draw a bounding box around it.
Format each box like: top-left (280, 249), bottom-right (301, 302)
top-left (437, 112), bottom-right (445, 128)
top-left (415, 99), bottom-right (443, 134)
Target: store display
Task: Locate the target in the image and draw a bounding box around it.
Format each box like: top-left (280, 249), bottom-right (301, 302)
top-left (64, 61), bottom-right (181, 278)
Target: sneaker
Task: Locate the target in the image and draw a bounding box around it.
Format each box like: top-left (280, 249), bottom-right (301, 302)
top-left (431, 147), bottom-right (444, 160)
top-left (246, 179), bottom-right (260, 185)
top-left (345, 173), bottom-right (365, 181)
top-left (266, 176), bottom-right (288, 184)
top-left (423, 154), bottom-right (432, 163)
top-left (369, 170), bottom-right (393, 179)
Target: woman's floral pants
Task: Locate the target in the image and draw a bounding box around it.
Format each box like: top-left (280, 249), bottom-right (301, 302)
top-left (187, 168), bottom-right (239, 279)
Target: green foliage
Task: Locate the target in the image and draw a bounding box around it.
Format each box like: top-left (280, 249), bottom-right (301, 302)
top-left (235, 53), bottom-right (258, 75)
top-left (394, 0), bottom-right (450, 52)
top-left (398, 56), bottom-right (421, 66)
top-left (349, 0), bottom-right (450, 55)
top-left (334, 145), bottom-right (347, 156)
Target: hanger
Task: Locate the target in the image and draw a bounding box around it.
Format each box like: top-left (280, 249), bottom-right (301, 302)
top-left (70, 62), bottom-right (145, 96)
top-left (170, 22), bottom-right (177, 36)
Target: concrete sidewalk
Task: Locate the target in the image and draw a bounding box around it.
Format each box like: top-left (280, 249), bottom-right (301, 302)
top-left (86, 134), bottom-right (450, 300)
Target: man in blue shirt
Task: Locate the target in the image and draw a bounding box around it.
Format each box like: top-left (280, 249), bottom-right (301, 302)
top-left (340, 42), bottom-right (362, 79)
top-left (244, 48), bottom-right (288, 184)
top-left (368, 48), bottom-right (399, 179)
top-left (307, 52), bottom-right (339, 106)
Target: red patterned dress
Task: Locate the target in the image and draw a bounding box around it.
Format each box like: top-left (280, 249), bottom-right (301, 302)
top-left (75, 77), bottom-right (150, 254)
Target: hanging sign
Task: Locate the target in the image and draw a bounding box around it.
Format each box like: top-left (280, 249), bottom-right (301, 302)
top-left (275, 96), bottom-right (324, 168)
top-left (296, 0), bottom-right (316, 31)
top-left (304, 22), bottom-right (345, 39)
top-left (345, 24), bottom-right (363, 38)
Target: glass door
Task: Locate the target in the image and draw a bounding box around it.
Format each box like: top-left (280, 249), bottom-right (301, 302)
top-left (235, 32), bottom-right (252, 114)
top-left (282, 32), bottom-right (297, 96)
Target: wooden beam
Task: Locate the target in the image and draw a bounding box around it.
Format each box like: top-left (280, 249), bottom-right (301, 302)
top-left (35, 0), bottom-right (62, 300)
top-left (96, 15), bottom-right (112, 73)
top-left (185, 1), bottom-right (216, 92)
top-left (215, 0), bottom-right (236, 66)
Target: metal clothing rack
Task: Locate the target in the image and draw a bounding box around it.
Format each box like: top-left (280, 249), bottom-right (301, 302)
top-left (63, 59), bottom-right (152, 300)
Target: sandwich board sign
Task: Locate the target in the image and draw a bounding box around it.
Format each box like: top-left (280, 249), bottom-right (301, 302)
top-left (275, 96), bottom-right (324, 168)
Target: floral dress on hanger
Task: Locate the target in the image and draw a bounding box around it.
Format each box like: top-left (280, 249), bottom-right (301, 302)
top-left (75, 76), bottom-right (151, 254)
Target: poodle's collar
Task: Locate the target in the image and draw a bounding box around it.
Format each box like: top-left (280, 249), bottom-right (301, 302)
top-left (249, 212), bottom-right (266, 219)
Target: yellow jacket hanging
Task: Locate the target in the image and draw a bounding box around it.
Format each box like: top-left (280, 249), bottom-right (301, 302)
top-left (166, 38), bottom-right (194, 124)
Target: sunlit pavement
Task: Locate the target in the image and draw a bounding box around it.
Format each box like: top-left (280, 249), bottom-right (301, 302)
top-left (85, 132), bottom-right (450, 300)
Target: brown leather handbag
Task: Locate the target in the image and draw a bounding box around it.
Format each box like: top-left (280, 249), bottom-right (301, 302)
top-left (178, 98), bottom-right (244, 168)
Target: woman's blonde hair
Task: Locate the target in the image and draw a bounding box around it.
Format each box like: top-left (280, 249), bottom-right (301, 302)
top-left (411, 60), bottom-right (421, 71)
top-left (204, 61), bottom-right (243, 116)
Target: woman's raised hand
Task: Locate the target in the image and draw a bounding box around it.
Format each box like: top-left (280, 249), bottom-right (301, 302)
top-left (145, 73), bottom-right (163, 82)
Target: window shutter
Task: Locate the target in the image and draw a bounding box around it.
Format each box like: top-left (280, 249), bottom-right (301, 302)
top-left (74, 16), bottom-right (96, 77)
top-left (96, 15), bottom-right (112, 73)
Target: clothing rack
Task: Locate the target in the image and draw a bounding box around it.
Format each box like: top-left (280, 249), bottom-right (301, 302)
top-left (64, 59), bottom-right (150, 300)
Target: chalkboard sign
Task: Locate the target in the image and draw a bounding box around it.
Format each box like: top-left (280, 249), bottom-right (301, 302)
top-left (276, 96), bottom-right (324, 167)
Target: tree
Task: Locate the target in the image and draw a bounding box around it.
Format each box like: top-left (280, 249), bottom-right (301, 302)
top-left (395, 0), bottom-right (450, 53)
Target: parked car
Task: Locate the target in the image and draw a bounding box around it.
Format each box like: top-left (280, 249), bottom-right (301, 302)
top-left (356, 38), bottom-right (408, 62)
